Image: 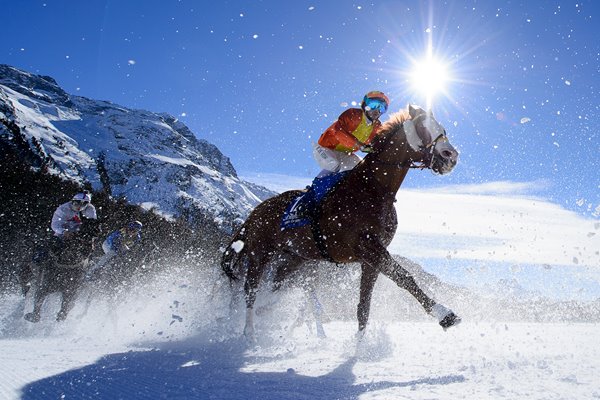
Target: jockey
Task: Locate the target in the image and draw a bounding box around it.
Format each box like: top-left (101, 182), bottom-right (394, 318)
top-left (51, 191), bottom-right (97, 238)
top-left (32, 191), bottom-right (97, 264)
top-left (103, 220), bottom-right (143, 256)
top-left (86, 220), bottom-right (143, 279)
top-left (313, 90), bottom-right (390, 177)
top-left (281, 91), bottom-right (391, 229)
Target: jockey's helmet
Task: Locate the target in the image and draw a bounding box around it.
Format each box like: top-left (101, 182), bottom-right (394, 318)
top-left (127, 220), bottom-right (143, 231)
top-left (362, 91), bottom-right (389, 114)
top-left (71, 192), bottom-right (91, 211)
top-left (72, 192), bottom-right (92, 203)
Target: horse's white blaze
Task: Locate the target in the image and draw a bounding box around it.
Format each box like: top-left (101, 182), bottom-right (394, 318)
top-left (425, 116), bottom-right (445, 138)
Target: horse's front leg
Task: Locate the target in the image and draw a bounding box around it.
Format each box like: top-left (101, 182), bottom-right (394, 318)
top-left (357, 262), bottom-right (379, 332)
top-left (355, 235), bottom-right (461, 329)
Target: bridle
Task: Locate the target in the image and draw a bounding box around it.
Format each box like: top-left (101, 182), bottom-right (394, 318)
top-left (417, 131), bottom-right (448, 170)
top-left (369, 121), bottom-right (449, 170)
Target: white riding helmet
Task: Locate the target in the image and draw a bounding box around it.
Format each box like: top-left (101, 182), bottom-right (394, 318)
top-left (72, 192), bottom-right (92, 203)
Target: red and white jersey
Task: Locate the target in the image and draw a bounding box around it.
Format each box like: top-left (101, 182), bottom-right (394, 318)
top-left (317, 108), bottom-right (383, 153)
top-left (51, 202), bottom-right (97, 236)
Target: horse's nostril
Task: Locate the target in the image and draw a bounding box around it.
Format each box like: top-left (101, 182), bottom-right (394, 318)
top-left (442, 150), bottom-right (453, 159)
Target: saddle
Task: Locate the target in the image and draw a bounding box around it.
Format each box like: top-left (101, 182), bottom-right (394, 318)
top-left (280, 171), bottom-right (349, 230)
top-left (280, 171), bottom-right (350, 263)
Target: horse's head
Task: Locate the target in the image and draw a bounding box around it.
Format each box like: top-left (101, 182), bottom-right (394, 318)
top-left (405, 105), bottom-right (458, 174)
top-left (373, 105), bottom-right (458, 175)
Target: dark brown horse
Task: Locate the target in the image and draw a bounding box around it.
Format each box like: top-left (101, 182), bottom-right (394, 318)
top-left (221, 105), bottom-right (460, 339)
top-left (22, 219), bottom-right (100, 322)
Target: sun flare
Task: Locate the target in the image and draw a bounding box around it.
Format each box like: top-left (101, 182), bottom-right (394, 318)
top-left (409, 54), bottom-right (451, 109)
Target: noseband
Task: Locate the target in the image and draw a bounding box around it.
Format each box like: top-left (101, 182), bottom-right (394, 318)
top-left (420, 132), bottom-right (448, 169)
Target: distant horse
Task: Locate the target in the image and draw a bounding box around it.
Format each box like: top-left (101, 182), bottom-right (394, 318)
top-left (221, 105), bottom-right (461, 339)
top-left (22, 220), bottom-right (100, 322)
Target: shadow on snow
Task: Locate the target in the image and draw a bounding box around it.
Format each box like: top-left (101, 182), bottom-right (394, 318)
top-left (21, 338), bottom-right (465, 399)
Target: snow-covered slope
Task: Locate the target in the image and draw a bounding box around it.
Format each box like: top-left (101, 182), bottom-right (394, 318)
top-left (0, 64), bottom-right (274, 228)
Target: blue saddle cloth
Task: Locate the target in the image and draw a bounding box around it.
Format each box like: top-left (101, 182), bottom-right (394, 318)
top-left (280, 171), bottom-right (349, 230)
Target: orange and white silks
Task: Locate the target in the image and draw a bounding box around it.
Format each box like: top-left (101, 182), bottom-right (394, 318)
top-left (317, 108), bottom-right (382, 153)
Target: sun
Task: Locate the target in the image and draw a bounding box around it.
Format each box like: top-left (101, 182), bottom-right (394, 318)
top-left (409, 53), bottom-right (451, 109)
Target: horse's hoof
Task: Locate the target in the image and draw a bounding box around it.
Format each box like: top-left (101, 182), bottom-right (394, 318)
top-left (243, 328), bottom-right (257, 345)
top-left (439, 312), bottom-right (461, 330)
top-left (430, 303), bottom-right (461, 330)
top-left (24, 313), bottom-right (40, 323)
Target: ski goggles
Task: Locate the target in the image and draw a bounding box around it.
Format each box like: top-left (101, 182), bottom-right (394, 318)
top-left (364, 97), bottom-right (388, 113)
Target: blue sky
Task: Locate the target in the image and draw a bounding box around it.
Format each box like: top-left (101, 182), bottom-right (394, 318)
top-left (2, 1), bottom-right (599, 298)
top-left (3, 0), bottom-right (598, 217)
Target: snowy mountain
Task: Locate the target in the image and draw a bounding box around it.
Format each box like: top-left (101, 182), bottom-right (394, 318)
top-left (0, 64), bottom-right (274, 229)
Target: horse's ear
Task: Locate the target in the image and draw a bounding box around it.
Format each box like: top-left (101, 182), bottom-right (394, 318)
top-left (408, 104), bottom-right (424, 119)
top-left (403, 120), bottom-right (423, 151)
top-left (408, 104), bottom-right (417, 119)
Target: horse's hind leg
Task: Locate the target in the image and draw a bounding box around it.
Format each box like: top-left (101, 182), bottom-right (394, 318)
top-left (271, 254), bottom-right (305, 291)
top-left (243, 256), bottom-right (267, 340)
top-left (272, 258), bottom-right (326, 338)
top-left (306, 285), bottom-right (326, 338)
top-left (24, 268), bottom-right (48, 323)
top-left (57, 289), bottom-right (77, 321)
top-left (16, 263), bottom-right (36, 297)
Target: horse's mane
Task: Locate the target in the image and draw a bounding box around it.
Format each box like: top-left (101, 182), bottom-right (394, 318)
top-left (379, 108), bottom-right (410, 135)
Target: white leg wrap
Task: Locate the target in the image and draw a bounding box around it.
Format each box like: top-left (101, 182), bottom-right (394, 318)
top-left (430, 303), bottom-right (452, 322)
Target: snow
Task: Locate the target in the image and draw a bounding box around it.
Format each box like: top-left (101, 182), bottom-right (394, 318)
top-left (1, 271), bottom-right (599, 399)
top-left (146, 153), bottom-right (203, 168)
top-left (231, 240), bottom-right (245, 253)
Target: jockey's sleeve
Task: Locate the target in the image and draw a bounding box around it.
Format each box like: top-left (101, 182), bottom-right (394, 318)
top-left (51, 204), bottom-right (68, 235)
top-left (319, 109), bottom-right (363, 151)
top-left (82, 204), bottom-right (97, 219)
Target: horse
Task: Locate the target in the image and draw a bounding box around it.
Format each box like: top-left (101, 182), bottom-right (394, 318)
top-left (22, 219), bottom-right (100, 323)
top-left (221, 104), bottom-right (461, 340)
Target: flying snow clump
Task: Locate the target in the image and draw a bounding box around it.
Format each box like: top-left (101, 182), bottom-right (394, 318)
top-left (231, 240), bottom-right (245, 253)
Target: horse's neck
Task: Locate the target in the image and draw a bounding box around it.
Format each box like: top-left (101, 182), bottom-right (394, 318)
top-left (360, 160), bottom-right (409, 196)
top-left (356, 136), bottom-right (413, 197)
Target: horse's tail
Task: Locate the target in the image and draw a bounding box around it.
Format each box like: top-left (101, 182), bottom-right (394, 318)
top-left (220, 227), bottom-right (247, 282)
